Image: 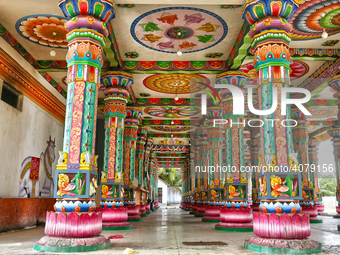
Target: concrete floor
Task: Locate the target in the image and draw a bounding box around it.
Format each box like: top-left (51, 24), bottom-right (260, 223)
top-left (1, 207), bottom-right (340, 255)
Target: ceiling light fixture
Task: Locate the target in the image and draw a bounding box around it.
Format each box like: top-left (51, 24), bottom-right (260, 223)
top-left (50, 32), bottom-right (57, 57)
top-left (171, 120), bottom-right (174, 124)
top-left (177, 49), bottom-right (182, 56)
top-left (322, 28), bottom-right (328, 39)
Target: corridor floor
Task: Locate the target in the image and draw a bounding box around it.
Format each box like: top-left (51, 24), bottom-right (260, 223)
top-left (1, 207), bottom-right (340, 254)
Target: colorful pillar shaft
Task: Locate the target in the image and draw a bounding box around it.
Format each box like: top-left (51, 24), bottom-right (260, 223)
top-left (308, 138), bottom-right (324, 213)
top-left (242, 0), bottom-right (321, 252)
top-left (206, 107), bottom-right (224, 190)
top-left (34, 0), bottom-right (115, 252)
top-left (98, 72), bottom-right (134, 229)
top-left (143, 138), bottom-right (154, 188)
top-left (136, 127), bottom-right (148, 187)
top-left (327, 77), bottom-right (340, 217)
top-left (291, 111), bottom-right (310, 189)
top-left (214, 71), bottom-right (253, 231)
top-left (122, 107), bottom-right (142, 206)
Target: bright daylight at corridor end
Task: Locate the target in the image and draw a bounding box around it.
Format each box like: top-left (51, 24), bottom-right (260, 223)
top-left (2, 0), bottom-right (340, 254)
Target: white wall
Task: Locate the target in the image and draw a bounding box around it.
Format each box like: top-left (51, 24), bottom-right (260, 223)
top-left (168, 187), bottom-right (182, 204)
top-left (158, 179), bottom-right (168, 205)
top-left (0, 79), bottom-right (64, 198)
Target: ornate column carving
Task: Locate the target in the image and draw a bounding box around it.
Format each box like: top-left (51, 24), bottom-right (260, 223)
top-left (97, 71), bottom-right (133, 230)
top-left (242, 0), bottom-right (321, 252)
top-left (34, 0), bottom-right (115, 252)
top-left (214, 71), bottom-right (253, 231)
top-left (123, 107), bottom-right (143, 221)
top-left (308, 138), bottom-right (324, 214)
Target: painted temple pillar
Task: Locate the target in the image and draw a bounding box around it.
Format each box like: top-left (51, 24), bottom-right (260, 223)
top-left (190, 147), bottom-right (196, 213)
top-left (214, 71), bottom-right (253, 232)
top-left (204, 107), bottom-right (225, 222)
top-left (136, 126), bottom-right (148, 216)
top-left (194, 129), bottom-right (205, 218)
top-left (34, 0), bottom-right (115, 252)
top-left (308, 138), bottom-right (324, 214)
top-left (247, 129), bottom-right (261, 212)
top-left (123, 107), bottom-right (143, 222)
top-left (96, 71), bottom-right (133, 230)
top-left (200, 128), bottom-right (211, 221)
top-left (327, 77), bottom-right (340, 219)
top-left (148, 152), bottom-right (156, 212)
top-left (143, 138), bottom-right (154, 214)
top-left (292, 109), bottom-right (322, 223)
top-left (242, 0), bottom-right (322, 252)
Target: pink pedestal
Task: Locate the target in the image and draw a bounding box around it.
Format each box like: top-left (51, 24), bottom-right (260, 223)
top-left (252, 204), bottom-right (260, 212)
top-left (128, 205), bottom-right (141, 220)
top-left (96, 207), bottom-right (132, 228)
top-left (215, 208), bottom-right (253, 231)
top-left (191, 204), bottom-right (198, 214)
top-left (34, 211), bottom-right (110, 252)
top-left (196, 204), bottom-right (206, 217)
top-left (301, 205), bottom-right (322, 223)
top-left (202, 206), bottom-right (220, 221)
top-left (253, 212), bottom-right (311, 238)
top-left (146, 204), bottom-right (150, 212)
top-left (316, 205), bottom-right (324, 213)
top-left (334, 206), bottom-right (340, 218)
top-left (140, 204), bottom-right (146, 216)
top-left (245, 212), bottom-right (321, 253)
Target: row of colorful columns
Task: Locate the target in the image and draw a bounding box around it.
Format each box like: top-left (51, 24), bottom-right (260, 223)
top-left (181, 0), bottom-right (324, 252)
top-left (33, 1), bottom-right (160, 251)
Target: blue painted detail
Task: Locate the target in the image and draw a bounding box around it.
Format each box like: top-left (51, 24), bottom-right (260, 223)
top-left (130, 7), bottom-right (228, 54)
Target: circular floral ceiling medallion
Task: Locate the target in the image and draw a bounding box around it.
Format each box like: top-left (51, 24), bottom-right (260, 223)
top-left (16, 15), bottom-right (68, 48)
top-left (144, 106), bottom-right (200, 118)
top-left (290, 1), bottom-right (340, 40)
top-left (131, 7), bottom-right (228, 54)
top-left (144, 73), bottom-right (210, 94)
top-left (151, 126), bottom-right (192, 132)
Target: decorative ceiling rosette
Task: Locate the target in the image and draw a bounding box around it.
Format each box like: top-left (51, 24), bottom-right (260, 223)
top-left (131, 7), bottom-right (228, 54)
top-left (16, 15), bottom-right (68, 48)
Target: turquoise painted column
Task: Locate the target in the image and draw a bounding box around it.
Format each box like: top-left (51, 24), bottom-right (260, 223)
top-left (98, 71), bottom-right (133, 230)
top-left (243, 0), bottom-right (321, 252)
top-left (34, 0), bottom-right (115, 252)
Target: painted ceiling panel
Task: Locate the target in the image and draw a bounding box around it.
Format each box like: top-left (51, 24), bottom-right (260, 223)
top-left (112, 4), bottom-right (244, 61)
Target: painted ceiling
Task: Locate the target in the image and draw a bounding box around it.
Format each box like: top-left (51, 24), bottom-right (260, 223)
top-left (1, 0), bottom-right (340, 161)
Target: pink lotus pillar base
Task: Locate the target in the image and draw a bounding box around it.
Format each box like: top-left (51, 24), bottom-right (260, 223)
top-left (33, 211), bottom-right (110, 252)
top-left (202, 206), bottom-right (220, 222)
top-left (316, 205), bottom-right (324, 214)
top-left (190, 203), bottom-right (198, 215)
top-left (195, 204), bottom-right (206, 217)
top-left (252, 204), bottom-right (260, 212)
top-left (301, 205), bottom-right (323, 223)
top-left (128, 205), bottom-right (142, 221)
top-left (215, 208), bottom-right (253, 231)
top-left (333, 206), bottom-right (340, 218)
top-left (244, 236), bottom-right (322, 254)
top-left (140, 204), bottom-right (147, 217)
top-left (245, 212), bottom-right (322, 253)
top-left (96, 207), bottom-right (132, 230)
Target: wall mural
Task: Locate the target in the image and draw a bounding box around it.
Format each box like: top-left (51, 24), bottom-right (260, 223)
top-left (16, 15), bottom-right (68, 48)
top-left (240, 60), bottom-right (309, 84)
top-left (144, 106), bottom-right (200, 118)
top-left (131, 7), bottom-right (228, 54)
top-left (290, 0), bottom-right (340, 40)
top-left (143, 73), bottom-right (210, 94)
top-left (18, 136), bottom-right (56, 198)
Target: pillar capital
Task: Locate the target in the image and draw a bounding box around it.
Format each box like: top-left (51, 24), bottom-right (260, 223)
top-left (217, 71), bottom-right (250, 88)
top-left (242, 0), bottom-right (299, 26)
top-left (59, 0), bottom-right (115, 23)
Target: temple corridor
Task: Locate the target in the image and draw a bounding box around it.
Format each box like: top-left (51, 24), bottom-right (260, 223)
top-left (1, 207), bottom-right (340, 255)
